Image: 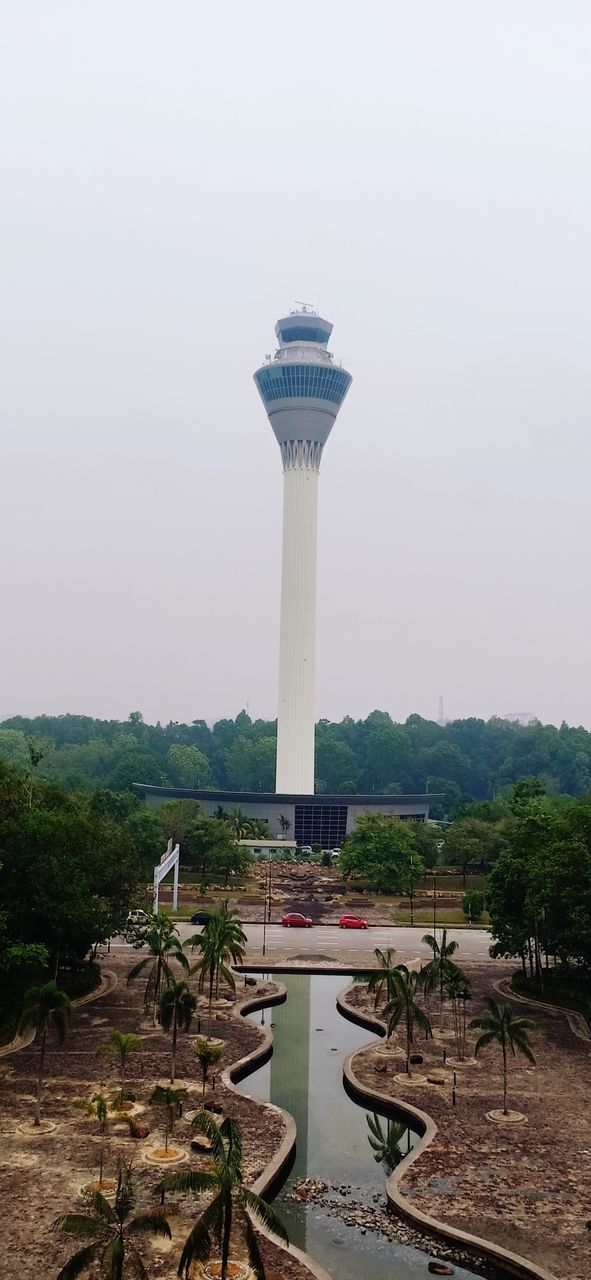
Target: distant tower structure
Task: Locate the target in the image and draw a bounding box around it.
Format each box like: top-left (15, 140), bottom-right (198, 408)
top-left (438, 695), bottom-right (445, 725)
top-left (254, 307), bottom-right (352, 793)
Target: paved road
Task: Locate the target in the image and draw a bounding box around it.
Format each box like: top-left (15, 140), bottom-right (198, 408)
top-left (109, 923), bottom-right (493, 965)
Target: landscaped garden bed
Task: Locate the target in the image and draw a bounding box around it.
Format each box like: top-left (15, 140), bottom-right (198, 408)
top-left (344, 960), bottom-right (591, 1280)
top-left (0, 950), bottom-right (318, 1280)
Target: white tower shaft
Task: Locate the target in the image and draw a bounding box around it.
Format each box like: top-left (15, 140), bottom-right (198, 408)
top-left (254, 309), bottom-right (352, 796)
top-left (275, 460), bottom-right (319, 793)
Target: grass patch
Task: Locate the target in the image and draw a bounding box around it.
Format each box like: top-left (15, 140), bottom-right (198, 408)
top-left (395, 909), bottom-right (490, 927)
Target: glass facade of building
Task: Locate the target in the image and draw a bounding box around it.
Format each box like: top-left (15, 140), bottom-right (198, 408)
top-left (294, 803), bottom-right (348, 849)
top-left (256, 364), bottom-right (350, 406)
top-left (278, 325), bottom-right (329, 345)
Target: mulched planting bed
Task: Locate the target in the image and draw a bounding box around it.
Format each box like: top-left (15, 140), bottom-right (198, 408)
top-left (345, 962), bottom-right (591, 1280)
top-left (0, 952), bottom-right (315, 1280)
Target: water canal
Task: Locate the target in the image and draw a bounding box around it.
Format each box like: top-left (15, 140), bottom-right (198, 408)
top-left (239, 973), bottom-right (481, 1280)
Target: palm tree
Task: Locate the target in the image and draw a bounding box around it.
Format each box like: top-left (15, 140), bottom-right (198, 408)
top-left (75, 1094), bottom-right (109, 1186)
top-left (445, 971), bottom-right (472, 1061)
top-left (150, 1085), bottom-right (185, 1153)
top-left (227, 807), bottom-right (250, 841)
top-left (469, 997), bottom-right (536, 1115)
top-left (127, 913), bottom-right (189, 1022)
top-left (194, 1036), bottom-right (224, 1102)
top-left (51, 1158), bottom-right (171, 1279)
top-left (189, 906), bottom-right (246, 1031)
top-left (365, 948), bottom-right (398, 1018)
top-left (98, 1032), bottom-right (143, 1090)
top-left (19, 980), bottom-right (71, 1126)
top-left (421, 928), bottom-right (462, 1019)
top-left (384, 966), bottom-right (433, 1075)
top-left (159, 980), bottom-right (197, 1083)
top-left (366, 1113), bottom-right (407, 1174)
top-left (161, 1112), bottom-right (288, 1280)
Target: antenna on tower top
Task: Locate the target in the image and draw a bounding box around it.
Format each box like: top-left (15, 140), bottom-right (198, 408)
top-left (293, 300), bottom-right (317, 315)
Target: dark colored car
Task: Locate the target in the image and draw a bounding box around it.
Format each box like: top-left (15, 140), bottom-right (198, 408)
top-left (281, 912), bottom-right (313, 928)
top-left (190, 910), bottom-right (211, 925)
top-left (339, 913), bottom-right (369, 929)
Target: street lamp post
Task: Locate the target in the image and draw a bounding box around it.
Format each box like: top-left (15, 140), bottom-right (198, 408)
top-left (262, 854), bottom-right (272, 957)
top-left (432, 873), bottom-right (437, 939)
top-left (409, 860), bottom-right (415, 928)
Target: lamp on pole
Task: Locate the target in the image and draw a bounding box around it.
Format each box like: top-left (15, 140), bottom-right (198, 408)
top-left (262, 853), bottom-right (273, 957)
top-left (432, 873), bottom-right (437, 940)
top-left (409, 859), bottom-right (415, 928)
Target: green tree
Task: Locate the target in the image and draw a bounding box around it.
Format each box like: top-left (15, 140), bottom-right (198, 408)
top-left (365, 948), bottom-right (399, 1015)
top-left (98, 1032), bottom-right (142, 1090)
top-left (51, 1159), bottom-right (171, 1279)
top-left (421, 927), bottom-right (461, 1017)
top-left (340, 814), bottom-right (423, 894)
top-left (315, 732), bottom-right (359, 793)
top-left (384, 966), bottom-right (432, 1075)
top-left (189, 907), bottom-right (246, 1032)
top-left (462, 890), bottom-right (485, 923)
top-left (19, 980), bottom-right (71, 1126)
top-left (469, 997), bottom-right (536, 1115)
top-left (162, 1112), bottom-right (288, 1280)
top-left (444, 971), bottom-right (472, 1060)
top-left (74, 1093), bottom-right (109, 1186)
top-left (159, 979), bottom-right (197, 1083)
top-left (166, 744), bottom-right (213, 789)
top-left (194, 1036), bottom-right (224, 1102)
top-left (443, 817), bottom-right (502, 884)
top-left (366, 1113), bottom-right (407, 1173)
top-left (127, 913), bottom-right (189, 1022)
top-left (150, 1085), bottom-right (185, 1152)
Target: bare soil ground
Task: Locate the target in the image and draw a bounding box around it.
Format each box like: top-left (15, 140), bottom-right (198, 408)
top-left (159, 863), bottom-right (486, 926)
top-left (345, 962), bottom-right (591, 1280)
top-left (0, 952), bottom-right (314, 1280)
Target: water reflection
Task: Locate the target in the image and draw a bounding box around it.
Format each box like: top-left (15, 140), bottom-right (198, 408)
top-left (240, 974), bottom-right (480, 1280)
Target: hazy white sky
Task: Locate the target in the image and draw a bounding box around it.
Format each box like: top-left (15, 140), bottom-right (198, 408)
top-left (2, 2), bottom-right (591, 729)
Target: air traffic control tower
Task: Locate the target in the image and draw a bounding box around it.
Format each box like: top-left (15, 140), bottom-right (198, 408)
top-left (254, 308), bottom-right (352, 794)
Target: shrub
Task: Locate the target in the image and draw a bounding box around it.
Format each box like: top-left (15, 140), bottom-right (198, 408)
top-left (462, 890), bottom-right (485, 922)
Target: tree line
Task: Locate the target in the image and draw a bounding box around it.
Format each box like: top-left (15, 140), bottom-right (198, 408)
top-left (4, 708), bottom-right (591, 817)
top-left (0, 763), bottom-right (256, 1028)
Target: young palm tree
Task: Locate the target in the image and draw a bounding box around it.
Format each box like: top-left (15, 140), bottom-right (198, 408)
top-left (365, 948), bottom-right (398, 1018)
top-left (469, 997), bottom-right (536, 1115)
top-left (127, 913), bottom-right (189, 1022)
top-left (384, 966), bottom-right (433, 1075)
top-left (365, 1113), bottom-right (408, 1174)
top-left (189, 907), bottom-right (246, 1031)
top-left (51, 1158), bottom-right (171, 1279)
top-left (421, 928), bottom-right (462, 1019)
top-left (161, 1112), bottom-right (288, 1280)
top-left (75, 1093), bottom-right (109, 1186)
top-left (98, 1032), bottom-right (143, 1090)
top-left (194, 1036), bottom-right (224, 1102)
top-left (159, 980), bottom-right (197, 1083)
top-left (19, 980), bottom-right (71, 1126)
top-left (150, 1085), bottom-right (185, 1153)
top-left (444, 971), bottom-right (472, 1061)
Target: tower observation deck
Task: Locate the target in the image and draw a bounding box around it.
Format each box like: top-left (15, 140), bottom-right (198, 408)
top-left (254, 308), bottom-right (352, 794)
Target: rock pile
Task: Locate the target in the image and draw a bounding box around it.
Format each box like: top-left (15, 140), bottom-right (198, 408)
top-left (289, 1180), bottom-right (493, 1275)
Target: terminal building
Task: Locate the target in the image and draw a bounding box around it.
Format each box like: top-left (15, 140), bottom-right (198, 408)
top-left (133, 784), bottom-right (435, 847)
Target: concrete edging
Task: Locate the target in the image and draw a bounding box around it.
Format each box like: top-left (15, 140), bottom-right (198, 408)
top-left (0, 969), bottom-right (118, 1059)
top-left (495, 976), bottom-right (591, 1042)
top-left (337, 986), bottom-right (559, 1280)
top-left (221, 982), bottom-right (333, 1280)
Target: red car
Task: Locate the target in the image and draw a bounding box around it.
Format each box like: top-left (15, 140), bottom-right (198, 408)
top-left (281, 912), bottom-right (313, 928)
top-left (339, 913), bottom-right (368, 929)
